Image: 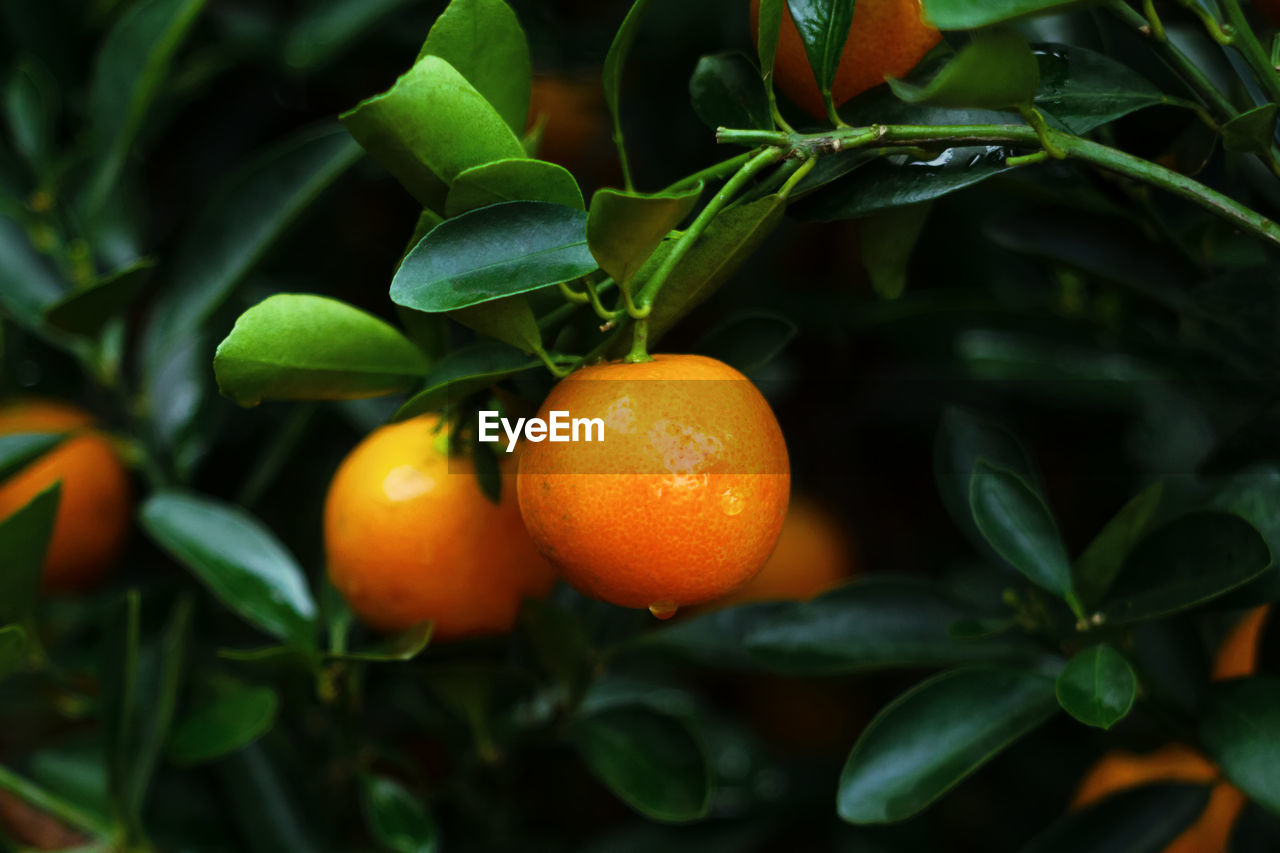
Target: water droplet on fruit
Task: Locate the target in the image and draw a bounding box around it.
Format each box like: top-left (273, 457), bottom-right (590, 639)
top-left (720, 488), bottom-right (744, 516)
top-left (649, 601), bottom-right (679, 620)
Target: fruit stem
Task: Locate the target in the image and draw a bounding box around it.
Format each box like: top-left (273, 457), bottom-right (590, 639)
top-left (624, 317), bottom-right (652, 363)
top-left (1219, 0), bottom-right (1280, 103)
top-left (662, 150), bottom-right (756, 193)
top-left (556, 281), bottom-right (590, 305)
top-left (533, 345), bottom-right (572, 378)
top-left (583, 278), bottom-right (622, 322)
top-left (778, 154), bottom-right (817, 199)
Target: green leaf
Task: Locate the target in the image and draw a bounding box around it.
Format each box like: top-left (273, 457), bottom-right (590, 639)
top-left (1199, 677), bottom-right (1280, 815)
top-left (602, 0), bottom-right (655, 182)
top-left (140, 491), bottom-right (318, 648)
top-left (1055, 643), bottom-right (1137, 730)
top-left (837, 665), bottom-right (1059, 824)
top-left (689, 52), bottom-right (773, 132)
top-left (448, 294), bottom-right (543, 353)
top-left (970, 459), bottom-right (1073, 600)
top-left (1019, 783), bottom-right (1213, 853)
top-left (445, 158), bottom-right (584, 217)
top-left (785, 0), bottom-right (856, 103)
top-left (889, 29), bottom-right (1039, 110)
top-left (0, 214), bottom-right (65, 330)
top-left (697, 311), bottom-right (797, 375)
top-left (84, 0), bottom-right (206, 211)
top-left (756, 0), bottom-right (786, 90)
top-left (745, 577), bottom-right (1036, 675)
top-left (1073, 482), bottom-right (1165, 609)
top-left (921, 0), bottom-right (1087, 29)
top-left (0, 483), bottom-right (60, 626)
top-left (0, 625), bottom-right (29, 683)
top-left (394, 341), bottom-right (540, 420)
top-left (571, 705), bottom-right (711, 823)
top-left (360, 774), bottom-right (440, 853)
top-left (330, 622), bottom-right (433, 663)
top-left (1222, 104), bottom-right (1279, 155)
top-left (632, 602), bottom-right (790, 670)
top-left (391, 201), bottom-right (596, 312)
top-left (935, 408), bottom-right (1037, 546)
top-left (587, 186), bottom-right (702, 286)
top-left (0, 432), bottom-right (64, 480)
top-left (4, 60), bottom-right (57, 170)
top-left (168, 681), bottom-right (279, 765)
top-left (213, 294), bottom-right (431, 406)
top-left (341, 55), bottom-right (525, 209)
top-left (218, 744), bottom-right (328, 853)
top-left (1034, 45), bottom-right (1177, 136)
top-left (44, 258), bottom-right (155, 336)
top-left (1099, 513), bottom-right (1272, 625)
top-left (860, 202), bottom-right (931, 299)
top-left (283, 0), bottom-right (417, 72)
top-left (417, 0), bottom-right (531, 134)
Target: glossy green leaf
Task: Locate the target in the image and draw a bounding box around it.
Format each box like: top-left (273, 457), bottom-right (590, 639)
top-left (394, 341), bottom-right (540, 420)
top-left (140, 491), bottom-right (318, 648)
top-left (838, 666), bottom-right (1059, 824)
top-left (445, 158), bottom-right (584, 217)
top-left (1073, 481), bottom-right (1165, 608)
top-left (935, 408), bottom-right (1037, 546)
top-left (44, 258), bottom-right (154, 336)
top-left (0, 214), bottom-right (65, 330)
top-left (84, 0), bottom-right (206, 211)
top-left (698, 312), bottom-right (797, 374)
top-left (745, 577), bottom-right (1035, 675)
top-left (1222, 104), bottom-right (1279, 155)
top-left (448, 294), bottom-right (543, 353)
top-left (361, 774), bottom-right (439, 853)
top-left (417, 0), bottom-right (531, 134)
top-left (213, 294), bottom-right (431, 406)
top-left (571, 705), bottom-right (711, 823)
top-left (341, 55), bottom-right (524, 209)
top-left (1055, 643), bottom-right (1137, 730)
top-left (921, 0), bottom-right (1087, 29)
top-left (587, 186), bottom-right (701, 285)
top-left (1099, 513), bottom-right (1272, 625)
top-left (785, 0), bottom-right (856, 101)
top-left (168, 682), bottom-right (279, 765)
top-left (689, 52), bottom-right (773, 132)
top-left (283, 0), bottom-right (417, 72)
top-left (0, 483), bottom-right (60, 626)
top-left (1034, 45), bottom-right (1176, 135)
top-left (602, 0), bottom-right (655, 181)
top-left (1200, 677), bottom-right (1280, 815)
top-left (889, 29), bottom-right (1038, 110)
top-left (860, 202), bottom-right (931, 299)
top-left (1208, 466), bottom-right (1280, 606)
top-left (0, 432), bottom-right (64, 480)
top-left (0, 625), bottom-right (28, 683)
top-left (1020, 783), bottom-right (1212, 853)
top-left (4, 60), bottom-right (56, 169)
top-left (970, 459), bottom-right (1072, 599)
top-left (757, 0), bottom-right (785, 89)
top-left (391, 201), bottom-right (596, 312)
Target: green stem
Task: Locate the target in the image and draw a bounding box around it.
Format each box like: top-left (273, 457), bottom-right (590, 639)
top-left (0, 766), bottom-right (111, 840)
top-left (1178, 0), bottom-right (1236, 45)
top-left (533, 346), bottom-right (572, 378)
top-left (624, 318), bottom-right (650, 363)
top-left (557, 281), bottom-right (589, 305)
top-left (614, 126), bottom-right (634, 192)
top-left (662, 150), bottom-right (756, 193)
top-left (1142, 0), bottom-right (1166, 40)
top-left (778, 155), bottom-right (817, 199)
top-left (1220, 0), bottom-right (1280, 103)
top-left (583, 279), bottom-right (622, 322)
top-left (619, 280), bottom-right (647, 319)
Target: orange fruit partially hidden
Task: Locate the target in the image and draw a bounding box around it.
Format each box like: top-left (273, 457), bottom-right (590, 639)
top-left (0, 399), bottom-right (130, 591)
top-left (750, 0), bottom-right (942, 120)
top-left (1212, 606), bottom-right (1270, 681)
top-left (517, 354), bottom-right (790, 615)
top-left (1072, 745), bottom-right (1245, 853)
top-left (325, 415), bottom-right (556, 640)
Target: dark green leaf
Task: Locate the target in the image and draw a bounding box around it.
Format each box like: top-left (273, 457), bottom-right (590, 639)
top-left (448, 294), bottom-right (543, 353)
top-left (889, 29), bottom-right (1038, 110)
top-left (838, 666), bottom-right (1059, 824)
top-left (1099, 513), bottom-right (1272, 625)
top-left (394, 341), bottom-right (540, 420)
top-left (1073, 482), bottom-right (1165, 609)
top-left (44, 258), bottom-right (155, 336)
top-left (417, 0), bottom-right (532, 134)
top-left (1222, 104), bottom-right (1279, 155)
top-left (140, 491), bottom-right (318, 648)
top-left (785, 0), bottom-right (856, 103)
top-left (935, 407), bottom-right (1038, 550)
top-left (689, 52), bottom-right (773, 132)
top-left (283, 0), bottom-right (417, 72)
top-left (631, 602), bottom-right (790, 670)
top-left (341, 55), bottom-right (524, 209)
top-left (860, 202), bottom-right (931, 299)
top-left (1020, 783), bottom-right (1212, 853)
top-left (391, 201), bottom-right (596, 312)
top-left (0, 483), bottom-right (60, 626)
top-left (970, 459), bottom-right (1072, 599)
top-left (697, 312), bottom-right (797, 374)
top-left (0, 214), bottom-right (65, 330)
top-left (587, 186), bottom-right (701, 285)
top-left (168, 682), bottom-right (279, 765)
top-left (0, 432), bottom-right (64, 480)
top-left (1034, 45), bottom-right (1176, 135)
top-left (4, 60), bottom-right (56, 169)
top-left (571, 705), bottom-right (711, 823)
top-left (1055, 643), bottom-right (1137, 730)
top-left (214, 294), bottom-right (431, 406)
top-left (445, 158), bottom-right (584, 217)
top-left (361, 774), bottom-right (439, 853)
top-left (1200, 677), bottom-right (1280, 815)
top-left (921, 0), bottom-right (1087, 29)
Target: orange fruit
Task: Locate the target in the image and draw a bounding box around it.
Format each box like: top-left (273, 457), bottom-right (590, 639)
top-left (1072, 745), bottom-right (1245, 853)
top-left (527, 74), bottom-right (611, 173)
top-left (324, 415), bottom-right (556, 639)
top-left (516, 354), bottom-right (790, 614)
top-left (750, 0), bottom-right (942, 120)
top-left (1212, 606), bottom-right (1270, 681)
top-left (0, 399), bottom-right (130, 591)
top-left (713, 497), bottom-right (854, 606)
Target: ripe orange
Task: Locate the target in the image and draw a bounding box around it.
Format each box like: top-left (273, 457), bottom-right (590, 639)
top-left (1212, 606), bottom-right (1270, 680)
top-left (516, 354), bottom-right (790, 615)
top-left (750, 0), bottom-right (942, 120)
top-left (0, 399), bottom-right (130, 591)
top-left (324, 415), bottom-right (556, 639)
top-left (1072, 745), bottom-right (1244, 853)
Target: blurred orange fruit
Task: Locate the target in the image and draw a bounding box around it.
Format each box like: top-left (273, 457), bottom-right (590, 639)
top-left (1212, 606), bottom-right (1269, 681)
top-left (0, 398), bottom-right (130, 591)
top-left (517, 354), bottom-right (790, 615)
top-left (1073, 744), bottom-right (1244, 853)
top-left (527, 74), bottom-right (611, 173)
top-left (750, 0), bottom-right (942, 119)
top-left (324, 415), bottom-right (556, 639)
